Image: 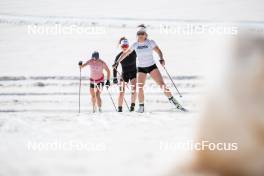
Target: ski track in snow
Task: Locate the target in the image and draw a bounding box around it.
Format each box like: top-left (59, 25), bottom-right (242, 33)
top-left (0, 74), bottom-right (200, 176)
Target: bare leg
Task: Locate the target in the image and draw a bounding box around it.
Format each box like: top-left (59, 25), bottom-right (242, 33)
top-left (149, 68), bottom-right (186, 111)
top-left (96, 89), bottom-right (102, 108)
top-left (90, 88), bottom-right (97, 112)
top-left (118, 81), bottom-right (125, 107)
top-left (130, 78), bottom-right (137, 104)
top-left (150, 68), bottom-right (172, 98)
top-left (137, 72), bottom-right (147, 104)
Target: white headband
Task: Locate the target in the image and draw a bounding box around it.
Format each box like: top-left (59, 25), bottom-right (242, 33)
top-left (120, 39), bottom-right (129, 46)
top-left (137, 26), bottom-right (146, 33)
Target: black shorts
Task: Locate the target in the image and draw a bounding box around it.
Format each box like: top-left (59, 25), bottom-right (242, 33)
top-left (90, 82), bottom-right (104, 89)
top-left (137, 64), bottom-right (158, 74)
top-left (121, 71), bottom-right (137, 83)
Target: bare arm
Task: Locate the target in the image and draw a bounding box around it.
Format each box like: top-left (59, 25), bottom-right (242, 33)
top-left (80, 60), bottom-right (90, 68)
top-left (102, 61), bottom-right (111, 80)
top-left (153, 46), bottom-right (165, 66)
top-left (153, 46), bottom-right (164, 60)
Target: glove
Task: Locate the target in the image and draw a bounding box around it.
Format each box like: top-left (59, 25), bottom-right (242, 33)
top-left (159, 59), bottom-right (165, 66)
top-left (113, 77), bottom-right (118, 84)
top-left (105, 80), bottom-right (111, 89)
top-left (78, 61), bottom-right (83, 66)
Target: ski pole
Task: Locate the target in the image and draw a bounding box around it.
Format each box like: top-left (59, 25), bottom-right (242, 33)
top-left (122, 92), bottom-right (130, 111)
top-left (114, 68), bottom-right (130, 111)
top-left (162, 66), bottom-right (183, 97)
top-left (106, 87), bottom-right (117, 111)
top-left (78, 61), bottom-right (83, 113)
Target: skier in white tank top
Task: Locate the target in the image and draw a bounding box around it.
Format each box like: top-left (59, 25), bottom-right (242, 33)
top-left (113, 24), bottom-right (187, 113)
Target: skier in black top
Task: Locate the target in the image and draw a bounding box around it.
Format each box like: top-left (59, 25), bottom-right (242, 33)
top-left (113, 37), bottom-right (137, 112)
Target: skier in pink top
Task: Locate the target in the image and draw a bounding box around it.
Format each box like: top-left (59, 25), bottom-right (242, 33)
top-left (80, 51), bottom-right (111, 112)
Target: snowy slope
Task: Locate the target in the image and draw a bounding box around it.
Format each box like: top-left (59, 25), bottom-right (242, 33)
top-left (0, 0), bottom-right (264, 175)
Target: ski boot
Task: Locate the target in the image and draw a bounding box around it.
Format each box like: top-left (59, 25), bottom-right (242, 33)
top-left (137, 104), bottom-right (144, 113)
top-left (169, 97), bottom-right (188, 112)
top-left (93, 106), bottom-right (97, 113)
top-left (118, 106), bottom-right (123, 112)
top-left (130, 103), bottom-right (135, 112)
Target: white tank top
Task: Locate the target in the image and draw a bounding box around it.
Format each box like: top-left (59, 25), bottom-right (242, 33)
top-left (131, 39), bottom-right (157, 67)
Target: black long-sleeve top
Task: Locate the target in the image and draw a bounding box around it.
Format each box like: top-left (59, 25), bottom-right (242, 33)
top-left (113, 50), bottom-right (137, 78)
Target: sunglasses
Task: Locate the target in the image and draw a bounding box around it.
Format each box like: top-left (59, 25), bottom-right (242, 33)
top-left (121, 44), bottom-right (129, 48)
top-left (137, 32), bottom-right (146, 36)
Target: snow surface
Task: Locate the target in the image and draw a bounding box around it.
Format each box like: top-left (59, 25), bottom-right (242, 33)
top-left (0, 23), bottom-right (202, 175)
top-left (0, 74), bottom-right (200, 176)
top-left (0, 0), bottom-right (264, 175)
